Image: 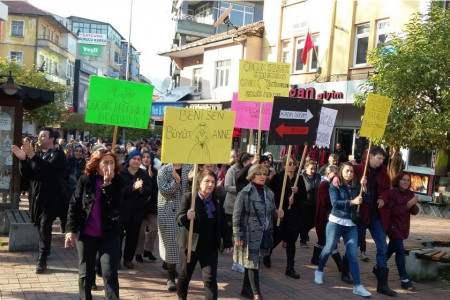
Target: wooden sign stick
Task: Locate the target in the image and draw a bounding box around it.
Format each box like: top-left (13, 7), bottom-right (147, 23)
top-left (288, 144), bottom-right (309, 210)
top-left (187, 164), bottom-right (199, 263)
top-left (357, 139), bottom-right (372, 212)
top-left (256, 102), bottom-right (263, 155)
top-left (277, 145), bottom-right (292, 226)
top-left (112, 125), bottom-right (118, 149)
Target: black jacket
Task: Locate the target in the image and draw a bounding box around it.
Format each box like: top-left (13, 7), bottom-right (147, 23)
top-left (66, 174), bottom-right (123, 237)
top-left (19, 148), bottom-right (68, 224)
top-left (119, 167), bottom-right (152, 222)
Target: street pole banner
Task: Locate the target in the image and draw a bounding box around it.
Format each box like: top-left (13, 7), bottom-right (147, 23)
top-left (85, 76), bottom-right (154, 129)
top-left (161, 107), bottom-right (236, 164)
top-left (359, 93), bottom-right (393, 139)
top-left (231, 92), bottom-right (273, 130)
top-left (238, 60), bottom-right (290, 102)
top-left (268, 97), bottom-right (323, 145)
top-left (315, 107), bottom-right (338, 147)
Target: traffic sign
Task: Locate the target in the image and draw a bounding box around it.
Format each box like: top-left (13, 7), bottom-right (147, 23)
top-left (268, 97), bottom-right (323, 145)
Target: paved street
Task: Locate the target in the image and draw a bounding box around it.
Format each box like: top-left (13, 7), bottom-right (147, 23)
top-left (1, 199), bottom-right (450, 299)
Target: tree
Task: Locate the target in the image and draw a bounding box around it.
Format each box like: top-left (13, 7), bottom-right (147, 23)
top-left (355, 2), bottom-right (450, 151)
top-left (0, 58), bottom-right (70, 125)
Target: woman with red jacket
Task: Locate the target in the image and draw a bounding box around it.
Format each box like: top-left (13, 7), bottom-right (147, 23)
top-left (384, 171), bottom-right (419, 291)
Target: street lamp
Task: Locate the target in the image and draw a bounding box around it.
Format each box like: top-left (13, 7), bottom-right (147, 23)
top-left (0, 72), bottom-right (21, 95)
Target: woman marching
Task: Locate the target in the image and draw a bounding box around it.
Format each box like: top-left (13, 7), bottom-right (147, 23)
top-left (313, 162), bottom-right (371, 297)
top-left (233, 164), bottom-right (284, 299)
top-left (65, 149), bottom-right (123, 300)
top-left (176, 170), bottom-right (233, 300)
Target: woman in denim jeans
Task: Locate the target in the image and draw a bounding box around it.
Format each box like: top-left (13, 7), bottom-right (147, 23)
top-left (313, 162), bottom-right (371, 297)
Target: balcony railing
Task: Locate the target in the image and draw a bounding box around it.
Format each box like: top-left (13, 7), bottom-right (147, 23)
top-left (177, 12), bottom-right (214, 25)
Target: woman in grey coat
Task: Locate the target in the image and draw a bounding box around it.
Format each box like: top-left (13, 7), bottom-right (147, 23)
top-left (233, 164), bottom-right (284, 300)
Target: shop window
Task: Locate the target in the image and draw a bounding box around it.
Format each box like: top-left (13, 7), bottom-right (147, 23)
top-left (376, 20), bottom-right (389, 47)
top-left (215, 60), bottom-right (231, 88)
top-left (193, 67), bottom-right (203, 93)
top-left (408, 149), bottom-right (432, 169)
top-left (11, 20), bottom-right (24, 37)
top-left (353, 23), bottom-right (370, 66)
top-left (9, 51), bottom-right (23, 66)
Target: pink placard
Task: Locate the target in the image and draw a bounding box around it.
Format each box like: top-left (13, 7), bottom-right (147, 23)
top-left (231, 92), bottom-right (273, 131)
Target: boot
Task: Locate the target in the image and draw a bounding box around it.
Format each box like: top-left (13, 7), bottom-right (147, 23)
top-left (35, 254), bottom-right (47, 274)
top-left (331, 251), bottom-right (343, 272)
top-left (341, 256), bottom-right (353, 284)
top-left (240, 283), bottom-right (253, 299)
top-left (311, 245), bottom-right (322, 266)
top-left (167, 269), bottom-right (176, 292)
top-left (285, 261), bottom-right (300, 279)
top-left (263, 255), bottom-right (271, 268)
top-left (376, 267), bottom-right (397, 297)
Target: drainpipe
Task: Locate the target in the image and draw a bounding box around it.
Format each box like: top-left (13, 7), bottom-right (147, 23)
top-left (326, 0), bottom-right (337, 81)
top-left (34, 15), bottom-right (39, 67)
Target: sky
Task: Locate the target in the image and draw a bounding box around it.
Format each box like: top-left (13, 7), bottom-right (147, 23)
top-left (27, 0), bottom-right (174, 82)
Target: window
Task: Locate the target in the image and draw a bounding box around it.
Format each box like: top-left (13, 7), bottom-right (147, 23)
top-left (309, 36), bottom-right (319, 71)
top-left (38, 55), bottom-right (45, 70)
top-left (11, 20), bottom-right (24, 37)
top-left (354, 23), bottom-right (370, 66)
top-left (10, 51), bottom-right (23, 66)
top-left (53, 62), bottom-right (58, 75)
top-left (218, 2), bottom-right (254, 27)
top-left (281, 40), bottom-right (291, 65)
top-left (193, 68), bottom-right (203, 93)
top-left (114, 52), bottom-right (121, 64)
top-left (55, 34), bottom-right (59, 45)
top-left (66, 60), bottom-right (75, 79)
top-left (376, 20), bottom-right (389, 47)
top-left (294, 38), bottom-right (305, 72)
top-left (215, 60), bottom-right (231, 88)
top-left (40, 25), bottom-right (47, 39)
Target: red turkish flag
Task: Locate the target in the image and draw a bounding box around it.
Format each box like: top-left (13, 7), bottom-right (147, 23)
top-left (301, 31), bottom-right (314, 64)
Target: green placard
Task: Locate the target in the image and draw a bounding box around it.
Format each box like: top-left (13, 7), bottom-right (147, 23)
top-left (85, 76), bottom-right (154, 129)
top-left (79, 44), bottom-right (102, 56)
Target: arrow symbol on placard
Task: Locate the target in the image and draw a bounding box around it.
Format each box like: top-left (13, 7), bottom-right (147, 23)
top-left (275, 123), bottom-right (309, 138)
top-left (279, 109), bottom-right (314, 123)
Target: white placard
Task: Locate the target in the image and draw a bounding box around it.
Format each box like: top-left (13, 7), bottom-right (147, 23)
top-left (315, 107), bottom-right (338, 147)
top-left (0, 113), bottom-right (12, 130)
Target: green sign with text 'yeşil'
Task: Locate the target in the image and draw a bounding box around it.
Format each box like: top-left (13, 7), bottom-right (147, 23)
top-left (79, 44), bottom-right (102, 56)
top-left (85, 76), bottom-right (154, 129)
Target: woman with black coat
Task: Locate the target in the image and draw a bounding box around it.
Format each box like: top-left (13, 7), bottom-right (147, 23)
top-left (65, 149), bottom-right (123, 300)
top-left (118, 150), bottom-right (152, 269)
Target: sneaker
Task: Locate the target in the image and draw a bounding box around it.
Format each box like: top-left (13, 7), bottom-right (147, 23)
top-left (401, 280), bottom-right (415, 291)
top-left (353, 285), bottom-right (372, 297)
top-left (360, 251), bottom-right (370, 262)
top-left (314, 270), bottom-right (323, 284)
top-left (300, 241), bottom-right (308, 248)
top-left (231, 263), bottom-right (245, 273)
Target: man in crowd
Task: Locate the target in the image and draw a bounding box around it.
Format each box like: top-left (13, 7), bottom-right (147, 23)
top-left (334, 142), bottom-right (348, 163)
top-left (12, 127), bottom-right (69, 274)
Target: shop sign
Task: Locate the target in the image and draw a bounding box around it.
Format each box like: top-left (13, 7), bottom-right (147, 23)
top-left (80, 60), bottom-right (98, 75)
top-left (79, 44), bottom-right (102, 56)
top-left (78, 33), bottom-right (107, 45)
top-left (151, 103), bottom-right (183, 118)
top-left (187, 103), bottom-right (222, 110)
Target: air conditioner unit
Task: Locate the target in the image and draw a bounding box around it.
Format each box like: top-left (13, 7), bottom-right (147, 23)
top-left (66, 78), bottom-right (72, 85)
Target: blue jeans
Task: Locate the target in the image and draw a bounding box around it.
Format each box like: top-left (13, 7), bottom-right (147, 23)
top-left (367, 219), bottom-right (388, 268)
top-left (318, 222), bottom-right (360, 286)
top-left (387, 238), bottom-right (408, 280)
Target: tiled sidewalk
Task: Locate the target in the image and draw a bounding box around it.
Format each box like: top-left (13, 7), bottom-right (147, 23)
top-left (1, 202), bottom-right (450, 299)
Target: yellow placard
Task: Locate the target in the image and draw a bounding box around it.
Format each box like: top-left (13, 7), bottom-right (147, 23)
top-left (238, 60), bottom-right (290, 102)
top-left (359, 93), bottom-right (393, 139)
top-left (161, 107), bottom-right (236, 164)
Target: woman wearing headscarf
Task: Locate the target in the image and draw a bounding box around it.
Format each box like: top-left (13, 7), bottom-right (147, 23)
top-left (233, 164), bottom-right (284, 299)
top-left (157, 163), bottom-right (192, 291)
top-left (176, 169), bottom-right (233, 300)
top-left (65, 149), bottom-right (123, 300)
top-left (118, 150), bottom-right (152, 269)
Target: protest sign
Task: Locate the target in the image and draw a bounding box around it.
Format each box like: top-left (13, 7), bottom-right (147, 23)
top-left (315, 107), bottom-right (338, 147)
top-left (231, 92), bottom-right (273, 130)
top-left (85, 76), bottom-right (154, 129)
top-left (238, 60), bottom-right (290, 102)
top-left (161, 107), bottom-right (236, 164)
top-left (268, 97), bottom-right (323, 145)
top-left (359, 93), bottom-right (393, 139)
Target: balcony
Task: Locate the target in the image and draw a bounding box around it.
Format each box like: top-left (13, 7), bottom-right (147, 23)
top-left (175, 13), bottom-right (215, 38)
top-left (37, 36), bottom-right (69, 58)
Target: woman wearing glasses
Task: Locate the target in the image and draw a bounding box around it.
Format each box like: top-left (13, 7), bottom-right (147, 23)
top-left (233, 164), bottom-right (284, 299)
top-left (176, 170), bottom-right (233, 300)
top-left (65, 149), bottom-right (123, 300)
top-left (265, 155), bottom-right (306, 279)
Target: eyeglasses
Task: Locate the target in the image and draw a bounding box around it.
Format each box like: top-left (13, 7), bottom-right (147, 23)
top-left (288, 162), bottom-right (297, 166)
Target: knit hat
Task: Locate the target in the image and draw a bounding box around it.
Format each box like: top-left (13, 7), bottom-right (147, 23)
top-left (259, 155), bottom-right (269, 164)
top-left (127, 149), bottom-right (142, 162)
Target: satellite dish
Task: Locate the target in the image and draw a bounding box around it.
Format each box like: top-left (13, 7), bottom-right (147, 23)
top-left (160, 77), bottom-right (172, 94)
top-left (214, 5), bottom-right (233, 28)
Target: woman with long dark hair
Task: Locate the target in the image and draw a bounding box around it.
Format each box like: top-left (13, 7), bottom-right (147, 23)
top-left (65, 149), bottom-right (123, 300)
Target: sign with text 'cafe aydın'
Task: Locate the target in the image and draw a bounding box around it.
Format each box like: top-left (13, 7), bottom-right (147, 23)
top-left (85, 76), bottom-right (154, 129)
